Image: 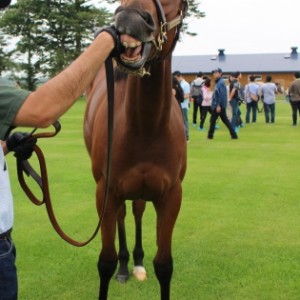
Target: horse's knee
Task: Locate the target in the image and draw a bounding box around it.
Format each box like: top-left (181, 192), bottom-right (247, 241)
top-left (98, 257), bottom-right (118, 280)
top-left (153, 258), bottom-right (173, 285)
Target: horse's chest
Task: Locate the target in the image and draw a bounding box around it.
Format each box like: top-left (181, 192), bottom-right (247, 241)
top-left (113, 160), bottom-right (179, 201)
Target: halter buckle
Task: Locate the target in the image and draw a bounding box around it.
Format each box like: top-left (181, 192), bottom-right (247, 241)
top-left (156, 22), bottom-right (168, 51)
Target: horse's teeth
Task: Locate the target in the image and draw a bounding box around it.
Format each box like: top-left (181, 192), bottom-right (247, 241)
top-left (122, 41), bottom-right (142, 48)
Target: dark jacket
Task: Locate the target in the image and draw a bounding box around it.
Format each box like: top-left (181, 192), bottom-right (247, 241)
top-left (211, 77), bottom-right (228, 109)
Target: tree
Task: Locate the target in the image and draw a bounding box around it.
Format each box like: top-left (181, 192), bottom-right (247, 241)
top-left (0, 29), bottom-right (12, 76)
top-left (0, 0), bottom-right (42, 89)
top-left (0, 0), bottom-right (112, 90)
top-left (0, 0), bottom-right (204, 89)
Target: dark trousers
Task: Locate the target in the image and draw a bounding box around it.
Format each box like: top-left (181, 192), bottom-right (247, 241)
top-left (200, 106), bottom-right (212, 129)
top-left (290, 100), bottom-right (300, 125)
top-left (192, 96), bottom-right (202, 124)
top-left (0, 232), bottom-right (17, 300)
top-left (208, 108), bottom-right (238, 139)
top-left (263, 103), bottom-right (275, 123)
top-left (246, 101), bottom-right (258, 123)
top-left (230, 98), bottom-right (239, 128)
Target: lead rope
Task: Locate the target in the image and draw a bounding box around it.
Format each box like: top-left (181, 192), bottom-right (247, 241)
top-left (17, 57), bottom-right (115, 247)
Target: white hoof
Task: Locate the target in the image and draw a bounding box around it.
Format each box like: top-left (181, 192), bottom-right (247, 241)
top-left (133, 266), bottom-right (147, 281)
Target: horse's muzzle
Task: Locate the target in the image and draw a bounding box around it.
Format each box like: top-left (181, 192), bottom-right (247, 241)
top-left (114, 6), bottom-right (156, 74)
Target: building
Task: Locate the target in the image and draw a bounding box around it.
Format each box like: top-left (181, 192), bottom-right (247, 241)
top-left (172, 47), bottom-right (300, 89)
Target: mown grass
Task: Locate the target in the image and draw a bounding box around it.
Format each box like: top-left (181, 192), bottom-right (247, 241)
top-left (6, 98), bottom-right (300, 300)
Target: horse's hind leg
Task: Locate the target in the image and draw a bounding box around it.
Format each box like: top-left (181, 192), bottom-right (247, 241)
top-left (153, 185), bottom-right (182, 300)
top-left (116, 203), bottom-right (130, 283)
top-left (132, 200), bottom-right (147, 281)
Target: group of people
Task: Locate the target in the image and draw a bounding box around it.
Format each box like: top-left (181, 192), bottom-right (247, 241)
top-left (173, 68), bottom-right (300, 141)
top-left (173, 68), bottom-right (239, 141)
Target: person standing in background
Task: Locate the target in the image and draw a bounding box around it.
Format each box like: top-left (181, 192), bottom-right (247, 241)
top-left (190, 72), bottom-right (204, 127)
top-left (288, 72), bottom-right (300, 126)
top-left (199, 77), bottom-right (212, 131)
top-left (172, 75), bottom-right (184, 104)
top-left (228, 71), bottom-right (243, 132)
top-left (174, 71), bottom-right (191, 142)
top-left (261, 75), bottom-right (278, 123)
top-left (244, 75), bottom-right (260, 123)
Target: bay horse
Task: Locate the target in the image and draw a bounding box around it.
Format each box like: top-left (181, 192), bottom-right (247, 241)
top-left (84, 0), bottom-right (188, 299)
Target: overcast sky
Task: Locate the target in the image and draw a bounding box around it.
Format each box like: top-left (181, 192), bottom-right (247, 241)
top-left (90, 0), bottom-right (300, 56)
top-left (173, 0), bottom-right (300, 56)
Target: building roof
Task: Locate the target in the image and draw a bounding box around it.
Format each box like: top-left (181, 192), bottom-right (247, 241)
top-left (172, 50), bottom-right (300, 75)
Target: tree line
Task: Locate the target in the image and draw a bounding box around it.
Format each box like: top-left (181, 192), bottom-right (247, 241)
top-left (0, 0), bottom-right (204, 91)
top-left (0, 0), bottom-right (112, 90)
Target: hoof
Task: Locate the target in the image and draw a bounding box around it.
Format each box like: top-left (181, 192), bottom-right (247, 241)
top-left (133, 266), bottom-right (147, 281)
top-left (116, 274), bottom-right (129, 284)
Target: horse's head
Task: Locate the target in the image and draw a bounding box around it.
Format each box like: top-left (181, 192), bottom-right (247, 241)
top-left (114, 0), bottom-right (188, 76)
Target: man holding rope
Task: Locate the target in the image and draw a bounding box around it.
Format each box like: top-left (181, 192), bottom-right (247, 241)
top-left (0, 1), bottom-right (120, 298)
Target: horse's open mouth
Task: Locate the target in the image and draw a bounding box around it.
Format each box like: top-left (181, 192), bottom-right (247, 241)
top-left (121, 34), bottom-right (142, 63)
top-left (117, 34), bottom-right (153, 71)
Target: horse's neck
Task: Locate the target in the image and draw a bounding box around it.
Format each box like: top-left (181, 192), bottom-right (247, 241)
top-left (124, 59), bottom-right (173, 133)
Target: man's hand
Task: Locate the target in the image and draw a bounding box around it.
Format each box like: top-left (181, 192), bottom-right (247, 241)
top-left (216, 106), bottom-right (221, 113)
top-left (94, 26), bottom-right (122, 57)
top-left (6, 132), bottom-right (37, 160)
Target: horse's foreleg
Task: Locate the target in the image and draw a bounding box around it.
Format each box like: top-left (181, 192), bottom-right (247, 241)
top-left (116, 203), bottom-right (130, 283)
top-left (153, 184), bottom-right (182, 300)
top-left (97, 185), bottom-right (119, 300)
top-left (132, 200), bottom-right (147, 281)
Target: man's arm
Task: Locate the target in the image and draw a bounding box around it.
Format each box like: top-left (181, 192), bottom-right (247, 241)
top-left (13, 31), bottom-right (115, 128)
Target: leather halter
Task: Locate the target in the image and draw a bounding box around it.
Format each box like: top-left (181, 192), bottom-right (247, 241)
top-left (117, 0), bottom-right (188, 77)
top-left (151, 0), bottom-right (187, 52)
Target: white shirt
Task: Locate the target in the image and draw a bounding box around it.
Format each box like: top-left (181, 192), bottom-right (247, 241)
top-left (0, 146), bottom-right (14, 234)
top-left (180, 79), bottom-right (191, 110)
top-left (261, 83), bottom-right (277, 104)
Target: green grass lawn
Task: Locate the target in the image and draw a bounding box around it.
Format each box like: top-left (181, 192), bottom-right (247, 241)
top-left (6, 98), bottom-right (300, 300)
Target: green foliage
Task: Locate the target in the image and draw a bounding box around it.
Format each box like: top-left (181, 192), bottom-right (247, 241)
top-left (6, 99), bottom-right (300, 299)
top-left (0, 29), bottom-right (12, 75)
top-left (0, 0), bottom-right (112, 90)
top-left (0, 0), bottom-right (205, 88)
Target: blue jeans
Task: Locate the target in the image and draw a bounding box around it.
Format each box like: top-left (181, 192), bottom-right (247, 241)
top-left (181, 108), bottom-right (189, 140)
top-left (230, 99), bottom-right (239, 128)
top-left (0, 235), bottom-right (17, 300)
top-left (246, 101), bottom-right (258, 123)
top-left (264, 103), bottom-right (275, 123)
